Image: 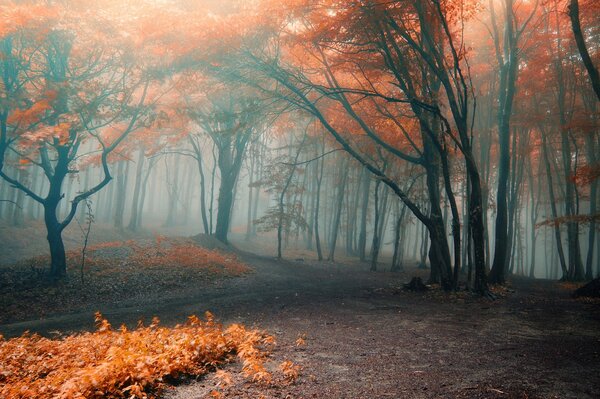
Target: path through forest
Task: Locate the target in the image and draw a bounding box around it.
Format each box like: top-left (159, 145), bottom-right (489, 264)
top-left (1, 241), bottom-right (599, 398)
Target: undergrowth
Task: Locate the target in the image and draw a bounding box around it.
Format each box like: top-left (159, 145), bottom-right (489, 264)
top-left (61, 236), bottom-right (249, 277)
top-left (0, 312), bottom-right (295, 399)
top-left (0, 237), bottom-right (251, 324)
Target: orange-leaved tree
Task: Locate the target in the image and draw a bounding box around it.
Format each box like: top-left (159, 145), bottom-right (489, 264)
top-left (204, 0), bottom-right (490, 293)
top-left (0, 1), bottom-right (164, 278)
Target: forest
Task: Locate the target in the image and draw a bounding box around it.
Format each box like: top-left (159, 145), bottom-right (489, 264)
top-left (0, 0), bottom-right (599, 398)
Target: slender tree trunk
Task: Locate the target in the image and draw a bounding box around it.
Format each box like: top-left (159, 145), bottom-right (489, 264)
top-left (127, 149), bottom-right (145, 231)
top-left (306, 157), bottom-right (317, 249)
top-left (245, 148), bottom-right (255, 240)
top-left (490, 0), bottom-right (519, 284)
top-left (314, 149), bottom-right (325, 261)
top-left (277, 135), bottom-right (304, 259)
top-left (391, 201), bottom-right (408, 272)
top-left (371, 179), bottom-right (382, 271)
top-left (190, 137), bottom-right (210, 235)
top-left (136, 159), bottom-right (156, 230)
top-left (541, 132), bottom-right (568, 279)
top-left (358, 167), bottom-right (371, 261)
top-left (164, 156), bottom-right (180, 227)
top-left (113, 160), bottom-right (129, 230)
top-left (11, 168), bottom-right (26, 226)
top-left (327, 158), bottom-right (348, 262)
top-left (346, 167), bottom-right (361, 255)
top-left (527, 154), bottom-right (541, 278)
top-left (209, 143), bottom-right (217, 235)
top-left (584, 134), bottom-right (598, 279)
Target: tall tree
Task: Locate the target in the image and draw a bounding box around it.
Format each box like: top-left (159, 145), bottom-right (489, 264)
top-left (0, 6), bottom-right (157, 278)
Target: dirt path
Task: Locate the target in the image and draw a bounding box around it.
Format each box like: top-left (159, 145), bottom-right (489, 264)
top-left (0, 249), bottom-right (393, 336)
top-left (2, 246), bottom-right (599, 398)
top-left (167, 262), bottom-right (600, 399)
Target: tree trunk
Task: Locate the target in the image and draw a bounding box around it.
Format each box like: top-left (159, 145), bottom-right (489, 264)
top-left (358, 167), bottom-right (371, 261)
top-left (127, 149), bottom-right (145, 231)
top-left (44, 167), bottom-right (68, 279)
top-left (346, 167), bottom-right (361, 255)
top-left (189, 137), bottom-right (210, 235)
top-left (490, 0), bottom-right (519, 284)
top-left (370, 179), bottom-right (382, 271)
top-left (541, 132), bottom-right (568, 279)
top-left (164, 155), bottom-right (180, 227)
top-left (314, 150), bottom-right (325, 261)
top-left (584, 132), bottom-right (598, 279)
top-left (245, 149), bottom-right (255, 240)
top-left (327, 158), bottom-right (348, 262)
top-left (11, 168), bottom-right (26, 226)
top-left (391, 201), bottom-right (408, 272)
top-left (567, 0), bottom-right (600, 101)
top-left (277, 135), bottom-right (304, 259)
top-left (215, 172), bottom-right (235, 243)
top-left (46, 218), bottom-right (67, 279)
top-left (113, 160), bottom-right (128, 229)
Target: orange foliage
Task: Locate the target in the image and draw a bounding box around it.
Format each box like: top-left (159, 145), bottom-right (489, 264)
top-left (85, 238), bottom-right (250, 277)
top-left (279, 360), bottom-right (301, 383)
top-left (0, 312), bottom-right (280, 399)
top-left (0, 2), bottom-right (58, 37)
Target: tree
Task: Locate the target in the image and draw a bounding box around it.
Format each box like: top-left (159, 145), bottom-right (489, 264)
top-left (187, 84), bottom-right (263, 244)
top-left (567, 0), bottom-right (600, 101)
top-left (0, 2), bottom-right (158, 278)
top-left (488, 0), bottom-right (538, 284)
top-left (212, 0), bottom-right (489, 293)
top-left (253, 129), bottom-right (309, 258)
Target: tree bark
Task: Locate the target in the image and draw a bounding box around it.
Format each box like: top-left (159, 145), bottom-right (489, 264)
top-left (567, 0), bottom-right (600, 101)
top-left (327, 157), bottom-right (349, 262)
top-left (541, 132), bottom-right (568, 279)
top-left (127, 148), bottom-right (145, 231)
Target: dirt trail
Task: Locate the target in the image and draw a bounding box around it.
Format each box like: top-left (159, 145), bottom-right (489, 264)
top-left (1, 244), bottom-right (599, 398)
top-left (0, 249), bottom-right (393, 337)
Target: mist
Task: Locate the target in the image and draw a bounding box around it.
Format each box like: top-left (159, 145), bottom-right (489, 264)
top-left (0, 0), bottom-right (599, 398)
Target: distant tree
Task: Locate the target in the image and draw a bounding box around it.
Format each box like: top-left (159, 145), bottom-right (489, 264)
top-left (186, 84), bottom-right (264, 244)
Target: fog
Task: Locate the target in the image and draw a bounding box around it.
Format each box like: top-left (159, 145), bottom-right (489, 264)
top-left (0, 0), bottom-right (597, 289)
top-left (1, 0), bottom-right (600, 397)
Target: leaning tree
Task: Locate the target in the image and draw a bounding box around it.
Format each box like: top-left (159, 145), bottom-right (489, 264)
top-left (208, 0), bottom-right (490, 293)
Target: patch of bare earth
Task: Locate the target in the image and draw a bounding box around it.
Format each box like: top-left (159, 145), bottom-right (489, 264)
top-left (163, 269), bottom-right (600, 399)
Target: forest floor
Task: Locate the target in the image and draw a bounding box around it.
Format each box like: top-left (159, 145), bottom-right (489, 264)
top-left (1, 223), bottom-right (599, 398)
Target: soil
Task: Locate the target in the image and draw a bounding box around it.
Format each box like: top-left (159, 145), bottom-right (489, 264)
top-left (1, 230), bottom-right (599, 398)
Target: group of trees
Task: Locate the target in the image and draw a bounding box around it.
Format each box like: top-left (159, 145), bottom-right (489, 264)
top-left (0, 0), bottom-right (598, 292)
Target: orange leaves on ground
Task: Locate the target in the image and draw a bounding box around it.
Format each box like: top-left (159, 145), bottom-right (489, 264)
top-left (86, 237), bottom-right (250, 277)
top-left (129, 238), bottom-right (250, 276)
top-left (295, 334), bottom-right (306, 347)
top-left (558, 281), bottom-right (584, 292)
top-left (279, 360), bottom-right (301, 383)
top-left (0, 312), bottom-right (277, 399)
top-left (214, 370), bottom-right (233, 387)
